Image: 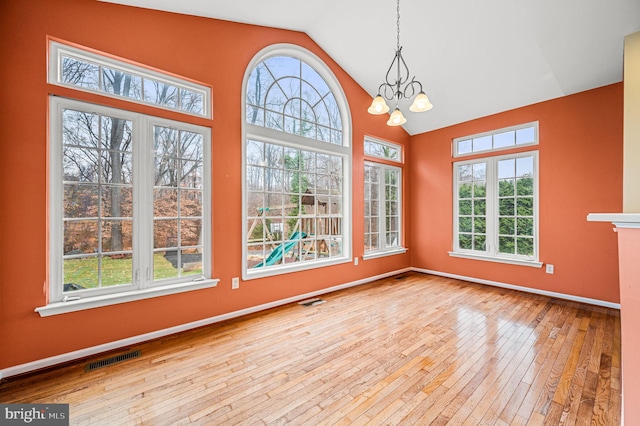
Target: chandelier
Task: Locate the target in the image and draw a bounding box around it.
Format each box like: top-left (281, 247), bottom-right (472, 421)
top-left (367, 0), bottom-right (433, 126)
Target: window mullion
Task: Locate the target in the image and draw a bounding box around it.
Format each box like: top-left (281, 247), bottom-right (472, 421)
top-left (133, 117), bottom-right (152, 288)
top-left (485, 158), bottom-right (497, 256)
top-left (378, 165), bottom-right (386, 250)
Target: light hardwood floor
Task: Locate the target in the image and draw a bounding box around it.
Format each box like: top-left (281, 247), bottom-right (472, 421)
top-left (0, 273), bottom-right (621, 425)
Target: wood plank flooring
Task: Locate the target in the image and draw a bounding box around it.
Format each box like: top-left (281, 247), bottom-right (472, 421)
top-left (0, 273), bottom-right (621, 425)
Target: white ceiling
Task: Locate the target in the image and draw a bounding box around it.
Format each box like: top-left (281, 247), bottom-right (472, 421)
top-left (103, 0), bottom-right (640, 135)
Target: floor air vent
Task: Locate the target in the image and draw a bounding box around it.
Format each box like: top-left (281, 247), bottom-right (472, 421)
top-left (85, 350), bottom-right (141, 372)
top-left (298, 297), bottom-right (325, 307)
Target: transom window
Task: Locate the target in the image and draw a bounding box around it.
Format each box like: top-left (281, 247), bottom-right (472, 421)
top-left (243, 45), bottom-right (351, 279)
top-left (364, 138), bottom-right (402, 162)
top-left (49, 41), bottom-right (211, 118)
top-left (453, 122), bottom-right (537, 157)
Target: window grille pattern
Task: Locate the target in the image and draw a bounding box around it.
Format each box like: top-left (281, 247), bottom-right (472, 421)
top-left (246, 56), bottom-right (342, 144)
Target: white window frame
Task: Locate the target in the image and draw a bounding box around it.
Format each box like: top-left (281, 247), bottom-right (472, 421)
top-left (48, 40), bottom-right (212, 118)
top-left (363, 161), bottom-right (406, 260)
top-left (242, 44), bottom-right (352, 280)
top-left (38, 97), bottom-right (216, 317)
top-left (450, 150), bottom-right (542, 268)
top-left (453, 122), bottom-right (538, 157)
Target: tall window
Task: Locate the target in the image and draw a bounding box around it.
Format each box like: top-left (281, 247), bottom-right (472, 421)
top-left (451, 123), bottom-right (540, 267)
top-left (243, 45), bottom-right (351, 279)
top-left (43, 41), bottom-right (214, 316)
top-left (363, 138), bottom-right (405, 258)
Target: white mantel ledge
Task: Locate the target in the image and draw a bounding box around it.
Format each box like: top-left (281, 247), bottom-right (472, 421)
top-left (587, 213), bottom-right (640, 229)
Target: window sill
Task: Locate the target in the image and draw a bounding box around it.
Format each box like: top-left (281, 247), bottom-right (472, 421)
top-left (363, 247), bottom-right (408, 260)
top-left (244, 256), bottom-right (351, 280)
top-left (448, 251), bottom-right (543, 268)
top-left (35, 278), bottom-right (219, 317)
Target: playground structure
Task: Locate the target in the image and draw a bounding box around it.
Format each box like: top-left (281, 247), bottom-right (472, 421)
top-left (247, 193), bottom-right (342, 268)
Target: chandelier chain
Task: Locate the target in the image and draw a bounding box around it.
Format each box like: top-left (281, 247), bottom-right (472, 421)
top-left (396, 0), bottom-right (401, 51)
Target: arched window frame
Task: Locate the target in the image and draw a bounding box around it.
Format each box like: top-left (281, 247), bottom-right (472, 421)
top-left (242, 44), bottom-right (352, 280)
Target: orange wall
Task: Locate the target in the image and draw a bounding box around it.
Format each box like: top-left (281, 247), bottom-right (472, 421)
top-left (410, 84), bottom-right (623, 303)
top-left (0, 0), bottom-right (411, 370)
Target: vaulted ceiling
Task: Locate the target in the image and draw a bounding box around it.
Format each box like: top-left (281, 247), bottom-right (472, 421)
top-left (102, 0), bottom-right (640, 135)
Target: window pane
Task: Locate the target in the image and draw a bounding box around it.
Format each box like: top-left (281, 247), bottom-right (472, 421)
top-left (459, 234), bottom-right (472, 250)
top-left (459, 182), bottom-right (472, 198)
top-left (499, 198), bottom-right (515, 216)
top-left (493, 131), bottom-right (514, 148)
top-left (458, 165), bottom-right (472, 181)
top-left (517, 198), bottom-right (534, 216)
top-left (64, 220), bottom-right (98, 254)
top-left (474, 217), bottom-right (486, 233)
top-left (473, 182), bottom-right (486, 197)
top-left (102, 67), bottom-right (142, 100)
top-left (498, 159), bottom-right (515, 179)
top-left (64, 257), bottom-right (99, 290)
top-left (499, 236), bottom-right (515, 254)
top-left (517, 237), bottom-right (534, 255)
top-left (473, 199), bottom-right (486, 215)
top-left (181, 190), bottom-right (202, 217)
top-left (473, 235), bottom-right (486, 251)
top-left (459, 217), bottom-right (472, 233)
top-left (144, 78), bottom-right (178, 108)
top-left (102, 186), bottom-right (133, 218)
top-left (180, 89), bottom-right (204, 114)
top-left (154, 219), bottom-right (178, 249)
top-left (516, 126), bottom-right (535, 144)
top-left (65, 184), bottom-right (99, 218)
top-left (154, 188), bottom-right (178, 217)
top-left (516, 217), bottom-right (534, 236)
top-left (516, 156), bottom-right (534, 178)
top-left (473, 163), bottom-right (486, 180)
top-left (457, 139), bottom-right (472, 155)
top-left (473, 135), bottom-right (492, 152)
top-left (459, 200), bottom-right (472, 215)
top-left (181, 220), bottom-right (201, 247)
top-left (64, 146), bottom-right (100, 183)
top-left (499, 217), bottom-right (515, 235)
top-left (154, 250), bottom-right (179, 280)
top-left (499, 179), bottom-right (515, 196)
top-left (63, 109), bottom-right (100, 148)
top-left (102, 220), bottom-right (132, 252)
top-left (516, 177), bottom-right (534, 196)
top-left (62, 56), bottom-right (99, 90)
top-left (101, 253), bottom-right (133, 286)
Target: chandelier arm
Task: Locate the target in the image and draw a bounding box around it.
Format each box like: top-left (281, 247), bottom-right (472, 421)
top-left (403, 77), bottom-right (423, 99)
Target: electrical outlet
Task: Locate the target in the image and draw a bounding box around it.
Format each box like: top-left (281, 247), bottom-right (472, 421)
top-left (232, 277), bottom-right (240, 289)
top-left (354, 257), bottom-right (359, 266)
top-left (546, 264), bottom-right (554, 274)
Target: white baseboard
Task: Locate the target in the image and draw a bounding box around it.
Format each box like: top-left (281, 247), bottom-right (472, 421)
top-left (412, 267), bottom-right (621, 310)
top-left (0, 267), bottom-right (411, 380)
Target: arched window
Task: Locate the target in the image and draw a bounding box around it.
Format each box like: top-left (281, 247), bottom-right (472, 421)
top-left (242, 44), bottom-right (351, 279)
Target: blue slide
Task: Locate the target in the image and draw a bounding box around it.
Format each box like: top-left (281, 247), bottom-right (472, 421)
top-left (254, 231), bottom-right (307, 268)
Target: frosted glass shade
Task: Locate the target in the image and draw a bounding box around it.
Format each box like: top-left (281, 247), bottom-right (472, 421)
top-left (409, 92), bottom-right (433, 112)
top-left (367, 95), bottom-right (390, 115)
top-left (387, 108), bottom-right (407, 126)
